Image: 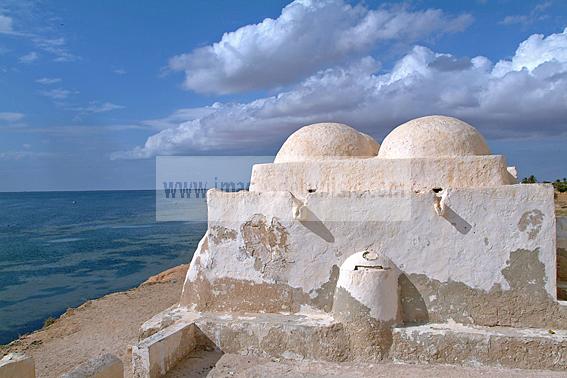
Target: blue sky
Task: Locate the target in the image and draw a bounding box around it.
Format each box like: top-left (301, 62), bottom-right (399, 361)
top-left (0, 0), bottom-right (566, 191)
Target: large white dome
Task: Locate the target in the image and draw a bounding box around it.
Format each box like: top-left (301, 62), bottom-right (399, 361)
top-left (275, 122), bottom-right (379, 163)
top-left (378, 116), bottom-right (490, 159)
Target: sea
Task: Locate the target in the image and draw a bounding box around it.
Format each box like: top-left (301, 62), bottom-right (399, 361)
top-left (0, 190), bottom-right (207, 345)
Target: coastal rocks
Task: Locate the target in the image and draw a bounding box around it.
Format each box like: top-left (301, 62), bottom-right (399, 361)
top-left (143, 265), bottom-right (189, 285)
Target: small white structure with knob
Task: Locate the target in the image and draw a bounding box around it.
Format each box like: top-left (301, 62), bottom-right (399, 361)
top-left (333, 250), bottom-right (401, 324)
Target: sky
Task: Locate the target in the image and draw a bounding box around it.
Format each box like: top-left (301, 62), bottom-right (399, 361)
top-left (0, 0), bottom-right (566, 191)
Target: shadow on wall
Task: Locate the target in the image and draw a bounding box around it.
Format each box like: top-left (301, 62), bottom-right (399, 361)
top-left (399, 274), bottom-right (430, 325)
top-left (169, 327), bottom-right (224, 377)
top-left (299, 208), bottom-right (335, 243)
top-left (441, 206), bottom-right (472, 235)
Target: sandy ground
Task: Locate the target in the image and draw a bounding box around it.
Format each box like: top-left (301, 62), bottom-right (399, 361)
top-left (166, 351), bottom-right (567, 378)
top-left (0, 264), bottom-right (189, 377)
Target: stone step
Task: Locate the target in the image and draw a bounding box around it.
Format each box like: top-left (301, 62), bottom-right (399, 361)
top-left (135, 308), bottom-right (567, 376)
top-left (391, 322), bottom-right (567, 371)
top-left (133, 311), bottom-right (350, 377)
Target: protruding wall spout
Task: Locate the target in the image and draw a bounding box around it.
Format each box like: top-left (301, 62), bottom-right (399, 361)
top-left (433, 188), bottom-right (448, 216)
top-left (291, 195), bottom-right (309, 221)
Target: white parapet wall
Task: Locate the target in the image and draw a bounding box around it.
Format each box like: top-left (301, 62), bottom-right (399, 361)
top-left (180, 183), bottom-right (565, 329)
top-left (250, 156), bottom-right (515, 194)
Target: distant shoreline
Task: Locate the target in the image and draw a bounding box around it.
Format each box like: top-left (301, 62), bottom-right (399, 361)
top-left (0, 189), bottom-right (157, 194)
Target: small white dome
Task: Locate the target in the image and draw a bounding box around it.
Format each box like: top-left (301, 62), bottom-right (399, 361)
top-left (378, 116), bottom-right (490, 159)
top-left (275, 123), bottom-right (379, 163)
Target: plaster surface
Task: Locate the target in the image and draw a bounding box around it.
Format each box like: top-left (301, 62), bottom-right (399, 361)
top-left (250, 155), bottom-right (516, 194)
top-left (392, 322), bottom-right (567, 371)
top-left (378, 116), bottom-right (490, 159)
top-left (180, 184), bottom-right (560, 328)
top-left (135, 308), bottom-right (567, 375)
top-left (133, 320), bottom-right (199, 378)
top-left (274, 123), bottom-right (379, 163)
top-left (333, 251), bottom-right (401, 323)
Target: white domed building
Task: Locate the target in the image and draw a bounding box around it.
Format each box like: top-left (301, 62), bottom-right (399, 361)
top-left (133, 116), bottom-right (564, 376)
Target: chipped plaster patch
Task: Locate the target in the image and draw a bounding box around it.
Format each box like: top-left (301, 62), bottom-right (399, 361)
top-left (240, 214), bottom-right (290, 281)
top-left (406, 249), bottom-right (567, 329)
top-left (518, 210), bottom-right (544, 240)
top-left (209, 226), bottom-right (237, 245)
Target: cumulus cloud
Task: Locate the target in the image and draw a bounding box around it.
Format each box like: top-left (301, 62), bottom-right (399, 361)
top-left (168, 0), bottom-right (472, 95)
top-left (492, 28), bottom-right (567, 75)
top-left (0, 112), bottom-right (24, 122)
top-left (116, 27), bottom-right (567, 159)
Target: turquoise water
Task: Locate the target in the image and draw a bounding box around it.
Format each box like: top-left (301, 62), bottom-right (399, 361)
top-left (0, 190), bottom-right (207, 344)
